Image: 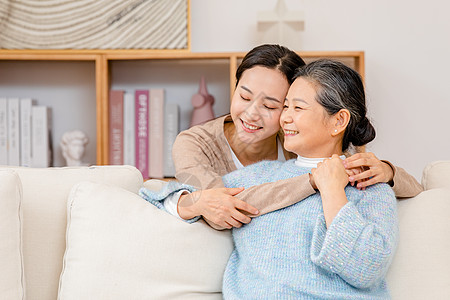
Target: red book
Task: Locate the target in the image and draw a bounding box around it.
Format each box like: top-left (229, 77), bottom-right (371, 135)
top-left (109, 90), bottom-right (124, 165)
top-left (135, 90), bottom-right (149, 179)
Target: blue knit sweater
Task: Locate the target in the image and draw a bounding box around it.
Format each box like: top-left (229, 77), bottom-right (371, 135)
top-left (140, 159), bottom-right (398, 299)
top-left (221, 159), bottom-right (398, 299)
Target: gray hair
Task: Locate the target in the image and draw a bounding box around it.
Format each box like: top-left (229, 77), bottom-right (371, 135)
top-left (293, 59), bottom-right (375, 151)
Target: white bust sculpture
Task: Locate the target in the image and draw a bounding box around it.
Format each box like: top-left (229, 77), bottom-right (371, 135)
top-left (60, 130), bottom-right (89, 166)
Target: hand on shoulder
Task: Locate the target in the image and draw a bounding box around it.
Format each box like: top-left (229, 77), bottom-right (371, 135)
top-left (343, 152), bottom-right (394, 189)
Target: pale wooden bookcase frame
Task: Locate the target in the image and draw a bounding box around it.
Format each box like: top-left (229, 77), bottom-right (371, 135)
top-left (0, 50), bottom-right (364, 165)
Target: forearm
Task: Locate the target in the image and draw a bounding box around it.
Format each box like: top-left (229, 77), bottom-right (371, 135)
top-left (320, 188), bottom-right (348, 228)
top-left (234, 174), bottom-right (316, 216)
top-left (382, 160), bottom-right (424, 198)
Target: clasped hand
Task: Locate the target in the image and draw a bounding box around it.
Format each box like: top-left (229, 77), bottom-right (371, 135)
top-left (178, 187), bottom-right (259, 229)
top-left (310, 152), bottom-right (395, 190)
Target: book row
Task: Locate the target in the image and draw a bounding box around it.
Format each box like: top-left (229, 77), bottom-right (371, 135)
top-left (109, 89), bottom-right (180, 179)
top-left (0, 98), bottom-right (52, 167)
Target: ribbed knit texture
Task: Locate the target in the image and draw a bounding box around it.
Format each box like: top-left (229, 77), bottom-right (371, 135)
top-left (221, 159), bottom-right (398, 300)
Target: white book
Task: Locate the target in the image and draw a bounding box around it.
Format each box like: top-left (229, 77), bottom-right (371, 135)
top-left (31, 106), bottom-right (52, 168)
top-left (123, 92), bottom-right (135, 166)
top-left (20, 98), bottom-right (35, 167)
top-left (163, 103), bottom-right (179, 177)
top-left (7, 98), bottom-right (20, 166)
top-left (0, 98), bottom-right (7, 165)
top-left (149, 88), bottom-right (165, 178)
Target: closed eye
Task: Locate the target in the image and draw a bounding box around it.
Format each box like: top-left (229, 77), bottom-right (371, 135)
top-left (240, 95), bottom-right (250, 101)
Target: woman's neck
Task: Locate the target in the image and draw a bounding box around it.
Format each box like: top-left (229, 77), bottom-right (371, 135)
top-left (224, 122), bottom-right (278, 166)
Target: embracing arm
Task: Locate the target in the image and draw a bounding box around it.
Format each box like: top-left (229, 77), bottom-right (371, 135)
top-left (232, 174), bottom-right (316, 216)
top-left (173, 130), bottom-right (316, 227)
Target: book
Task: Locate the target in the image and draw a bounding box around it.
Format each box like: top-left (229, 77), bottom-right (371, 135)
top-left (31, 106), bottom-right (52, 168)
top-left (123, 92), bottom-right (135, 167)
top-left (7, 98), bottom-right (20, 166)
top-left (0, 98), bottom-right (7, 165)
top-left (149, 88), bottom-right (165, 179)
top-left (135, 90), bottom-right (149, 179)
top-left (20, 98), bottom-right (35, 167)
top-left (109, 90), bottom-right (124, 165)
top-left (163, 103), bottom-right (179, 177)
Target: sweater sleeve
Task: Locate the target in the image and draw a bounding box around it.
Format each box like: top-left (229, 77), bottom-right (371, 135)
top-left (233, 174), bottom-right (316, 216)
top-left (223, 161), bottom-right (316, 216)
top-left (310, 184), bottom-right (398, 289)
top-left (382, 160), bottom-right (424, 198)
top-left (139, 182), bottom-right (200, 223)
top-left (172, 129), bottom-right (228, 190)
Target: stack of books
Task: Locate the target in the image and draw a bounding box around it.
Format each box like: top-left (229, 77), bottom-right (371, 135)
top-left (0, 97), bottom-right (52, 167)
top-left (109, 89), bottom-right (179, 179)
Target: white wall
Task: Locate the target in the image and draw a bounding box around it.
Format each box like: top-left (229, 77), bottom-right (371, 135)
top-left (191, 0), bottom-right (450, 180)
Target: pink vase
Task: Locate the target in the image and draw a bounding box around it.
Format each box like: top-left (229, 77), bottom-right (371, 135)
top-left (190, 76), bottom-right (215, 127)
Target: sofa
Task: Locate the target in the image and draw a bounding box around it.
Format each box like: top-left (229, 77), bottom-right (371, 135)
top-left (0, 161), bottom-right (449, 300)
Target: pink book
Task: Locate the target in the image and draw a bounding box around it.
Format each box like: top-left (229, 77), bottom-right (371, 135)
top-left (149, 88), bottom-right (165, 178)
top-left (109, 90), bottom-right (124, 165)
top-left (135, 90), bottom-right (149, 179)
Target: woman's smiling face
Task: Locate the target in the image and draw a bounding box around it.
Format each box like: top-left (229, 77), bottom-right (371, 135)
top-left (230, 66), bottom-right (289, 144)
top-left (281, 77), bottom-right (337, 158)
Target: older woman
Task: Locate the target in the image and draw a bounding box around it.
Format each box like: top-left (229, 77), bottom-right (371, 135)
top-left (219, 59), bottom-right (397, 298)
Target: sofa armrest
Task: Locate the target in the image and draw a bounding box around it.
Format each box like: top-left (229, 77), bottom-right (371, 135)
top-left (422, 161), bottom-right (450, 190)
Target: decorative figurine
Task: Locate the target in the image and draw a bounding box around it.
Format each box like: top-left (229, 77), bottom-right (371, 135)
top-left (190, 76), bottom-right (215, 127)
top-left (60, 130), bottom-right (89, 166)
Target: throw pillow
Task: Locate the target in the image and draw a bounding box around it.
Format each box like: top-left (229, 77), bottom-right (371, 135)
top-left (58, 181), bottom-right (233, 300)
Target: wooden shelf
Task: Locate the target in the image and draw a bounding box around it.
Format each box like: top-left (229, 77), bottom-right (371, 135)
top-left (0, 50), bottom-right (364, 165)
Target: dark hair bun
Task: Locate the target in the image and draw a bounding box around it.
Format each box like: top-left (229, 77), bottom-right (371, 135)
top-left (351, 117), bottom-right (376, 146)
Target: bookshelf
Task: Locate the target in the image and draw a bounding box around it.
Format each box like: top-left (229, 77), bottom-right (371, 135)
top-left (0, 50), bottom-right (364, 166)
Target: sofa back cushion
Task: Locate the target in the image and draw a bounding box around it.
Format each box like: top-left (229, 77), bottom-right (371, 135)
top-left (3, 166), bottom-right (143, 300)
top-left (58, 181), bottom-right (233, 300)
top-left (0, 170), bottom-right (24, 300)
top-left (422, 160), bottom-right (450, 190)
top-left (386, 188), bottom-right (450, 299)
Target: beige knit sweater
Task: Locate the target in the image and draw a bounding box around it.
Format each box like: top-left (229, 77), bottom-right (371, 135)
top-left (172, 115), bottom-right (423, 217)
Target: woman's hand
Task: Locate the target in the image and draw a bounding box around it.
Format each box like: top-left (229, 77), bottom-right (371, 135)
top-left (343, 152), bottom-right (394, 189)
top-left (311, 155), bottom-right (349, 228)
top-left (311, 155), bottom-right (348, 193)
top-left (177, 187), bottom-right (259, 229)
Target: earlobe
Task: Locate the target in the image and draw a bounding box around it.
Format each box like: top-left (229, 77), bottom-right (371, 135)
top-left (332, 109), bottom-right (350, 136)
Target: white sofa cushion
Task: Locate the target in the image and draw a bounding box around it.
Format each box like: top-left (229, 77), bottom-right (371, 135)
top-left (58, 181), bottom-right (233, 300)
top-left (0, 170), bottom-right (24, 300)
top-left (2, 165), bottom-right (143, 300)
top-left (386, 188), bottom-right (450, 299)
top-left (422, 160), bottom-right (450, 190)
